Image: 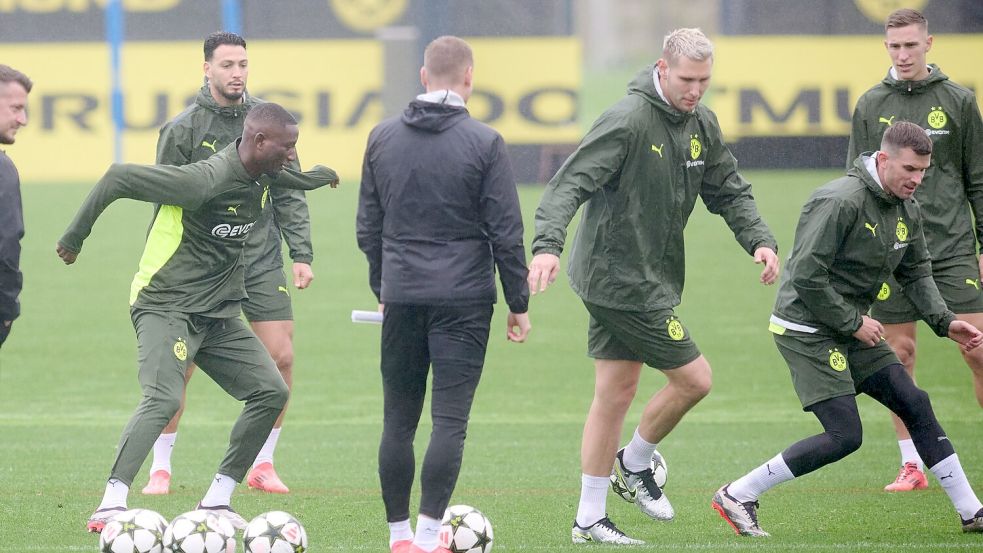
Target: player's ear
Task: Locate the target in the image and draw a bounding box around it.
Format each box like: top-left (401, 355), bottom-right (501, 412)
top-left (925, 34), bottom-right (933, 52)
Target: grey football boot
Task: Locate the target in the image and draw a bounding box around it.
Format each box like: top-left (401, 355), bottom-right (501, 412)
top-left (612, 448), bottom-right (674, 521)
top-left (711, 484), bottom-right (770, 537)
top-left (571, 517), bottom-right (644, 545)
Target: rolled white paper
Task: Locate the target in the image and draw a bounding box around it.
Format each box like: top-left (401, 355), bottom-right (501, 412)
top-left (351, 310), bottom-right (384, 324)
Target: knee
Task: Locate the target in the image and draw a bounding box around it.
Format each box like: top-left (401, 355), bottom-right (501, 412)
top-left (270, 346), bottom-right (294, 373)
top-left (673, 368), bottom-right (712, 403)
top-left (891, 336), bottom-right (917, 369)
top-left (155, 396), bottom-right (183, 421)
top-left (831, 422), bottom-right (863, 457)
top-left (596, 381), bottom-right (639, 413)
top-left (261, 377), bottom-right (290, 410)
top-left (899, 386), bottom-right (933, 423)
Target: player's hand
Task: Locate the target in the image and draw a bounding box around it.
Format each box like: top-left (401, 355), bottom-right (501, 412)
top-left (507, 311), bottom-right (531, 343)
top-left (293, 262), bottom-right (314, 289)
top-left (527, 253), bottom-right (560, 295)
top-left (754, 247), bottom-right (780, 285)
top-left (852, 315), bottom-right (885, 347)
top-left (948, 320), bottom-right (983, 352)
top-left (56, 243), bottom-right (78, 265)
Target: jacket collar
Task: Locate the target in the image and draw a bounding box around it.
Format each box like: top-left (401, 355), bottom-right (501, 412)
top-left (853, 153), bottom-right (902, 205)
top-left (195, 84), bottom-right (252, 118)
top-left (881, 63), bottom-right (947, 94)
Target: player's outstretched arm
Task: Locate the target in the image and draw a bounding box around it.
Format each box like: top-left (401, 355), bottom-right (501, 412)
top-left (527, 253), bottom-right (560, 295)
top-left (948, 320), bottom-right (983, 352)
top-left (753, 246), bottom-right (779, 285)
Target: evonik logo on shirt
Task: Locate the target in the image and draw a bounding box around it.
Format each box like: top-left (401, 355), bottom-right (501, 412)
top-left (211, 222), bottom-right (255, 238)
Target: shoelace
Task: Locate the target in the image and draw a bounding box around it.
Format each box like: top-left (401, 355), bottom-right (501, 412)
top-left (742, 500), bottom-right (763, 526)
top-left (634, 469), bottom-right (664, 500)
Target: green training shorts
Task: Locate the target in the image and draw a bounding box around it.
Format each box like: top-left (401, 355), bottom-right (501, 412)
top-left (584, 301), bottom-right (701, 370)
top-left (871, 255), bottom-right (983, 324)
top-left (241, 266), bottom-right (293, 322)
top-left (772, 329), bottom-right (899, 410)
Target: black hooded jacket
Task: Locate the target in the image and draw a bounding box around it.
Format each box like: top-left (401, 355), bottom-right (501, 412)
top-left (357, 98), bottom-right (529, 313)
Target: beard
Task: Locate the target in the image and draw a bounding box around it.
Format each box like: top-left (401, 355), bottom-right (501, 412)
top-left (218, 87), bottom-right (244, 103)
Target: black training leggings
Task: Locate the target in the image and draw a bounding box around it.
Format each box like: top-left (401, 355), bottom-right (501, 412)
top-left (377, 303), bottom-right (493, 522)
top-left (783, 363), bottom-right (953, 477)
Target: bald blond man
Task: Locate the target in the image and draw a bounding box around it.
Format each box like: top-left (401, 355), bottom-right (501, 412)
top-left (357, 36), bottom-right (530, 553)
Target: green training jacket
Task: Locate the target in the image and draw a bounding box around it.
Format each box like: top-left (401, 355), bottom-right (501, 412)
top-left (157, 85), bottom-right (314, 273)
top-left (771, 154), bottom-right (954, 339)
top-left (532, 65), bottom-right (777, 311)
top-left (59, 144), bottom-right (338, 318)
top-left (847, 65), bottom-right (983, 265)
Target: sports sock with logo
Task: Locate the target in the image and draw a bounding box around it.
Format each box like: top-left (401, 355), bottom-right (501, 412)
top-left (200, 473), bottom-right (236, 507)
top-left (413, 513), bottom-right (441, 552)
top-left (149, 432), bottom-right (177, 474)
top-left (930, 454), bottom-right (983, 520)
top-left (98, 478), bottom-right (129, 509)
top-left (622, 427), bottom-right (658, 473)
top-left (727, 453), bottom-right (794, 503)
top-left (575, 473), bottom-right (609, 528)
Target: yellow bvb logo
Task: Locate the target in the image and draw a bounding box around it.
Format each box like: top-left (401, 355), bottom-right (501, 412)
top-left (689, 134), bottom-right (702, 160)
top-left (877, 282), bottom-right (891, 301)
top-left (927, 106), bottom-right (947, 129)
top-left (895, 218), bottom-right (909, 242)
top-left (667, 319), bottom-right (685, 341)
top-left (330, 0), bottom-right (407, 32)
top-left (173, 339), bottom-right (188, 361)
top-left (828, 349), bottom-right (847, 372)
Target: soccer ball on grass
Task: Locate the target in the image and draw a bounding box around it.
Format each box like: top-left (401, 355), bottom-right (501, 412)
top-left (99, 508), bottom-right (168, 553)
top-left (162, 510), bottom-right (236, 553)
top-left (243, 511), bottom-right (308, 553)
top-left (439, 504), bottom-right (493, 553)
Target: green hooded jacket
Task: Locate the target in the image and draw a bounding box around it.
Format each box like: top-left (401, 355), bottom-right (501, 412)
top-left (771, 154), bottom-right (954, 338)
top-left (156, 85), bottom-right (314, 273)
top-left (847, 65), bottom-right (983, 266)
top-left (532, 65), bottom-right (777, 311)
top-left (58, 144), bottom-right (337, 318)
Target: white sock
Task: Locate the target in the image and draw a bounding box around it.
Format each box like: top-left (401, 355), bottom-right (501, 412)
top-left (728, 453), bottom-right (795, 503)
top-left (898, 439), bottom-right (924, 470)
top-left (388, 519), bottom-right (413, 547)
top-left (622, 427), bottom-right (658, 473)
top-left (253, 427), bottom-right (281, 467)
top-left (99, 478), bottom-right (129, 509)
top-left (930, 454), bottom-right (983, 520)
top-left (413, 513), bottom-right (441, 552)
top-left (575, 473), bottom-right (609, 528)
top-left (149, 432), bottom-right (177, 474)
top-left (200, 473), bottom-right (237, 507)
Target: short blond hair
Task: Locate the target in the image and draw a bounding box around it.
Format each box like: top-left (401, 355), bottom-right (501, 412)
top-left (423, 35), bottom-right (473, 83)
top-left (662, 28), bottom-right (714, 65)
top-left (886, 8), bottom-right (928, 32)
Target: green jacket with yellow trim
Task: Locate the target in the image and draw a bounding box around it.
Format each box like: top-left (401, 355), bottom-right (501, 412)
top-left (532, 65), bottom-right (777, 311)
top-left (157, 85), bottom-right (315, 273)
top-left (772, 154), bottom-right (954, 338)
top-left (58, 143), bottom-right (338, 317)
top-left (847, 65), bottom-right (983, 265)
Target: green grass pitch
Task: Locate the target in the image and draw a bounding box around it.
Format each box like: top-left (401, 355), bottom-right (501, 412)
top-left (2, 169), bottom-right (981, 552)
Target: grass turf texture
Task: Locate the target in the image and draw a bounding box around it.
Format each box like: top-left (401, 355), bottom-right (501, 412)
top-left (2, 169), bottom-right (981, 552)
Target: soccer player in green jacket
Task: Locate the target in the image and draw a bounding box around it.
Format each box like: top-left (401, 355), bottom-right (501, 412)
top-left (141, 32), bottom-right (319, 496)
top-left (847, 8), bottom-right (983, 493)
top-left (528, 28), bottom-right (779, 544)
top-left (713, 121), bottom-right (983, 537)
top-left (57, 103), bottom-right (338, 533)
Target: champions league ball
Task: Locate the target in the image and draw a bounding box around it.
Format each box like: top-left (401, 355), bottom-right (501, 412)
top-left (242, 511), bottom-right (308, 553)
top-left (98, 509), bottom-right (168, 553)
top-left (439, 505), bottom-right (493, 553)
top-left (610, 449), bottom-right (669, 501)
top-left (162, 510), bottom-right (236, 553)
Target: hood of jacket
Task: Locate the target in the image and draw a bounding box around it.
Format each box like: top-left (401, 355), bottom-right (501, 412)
top-left (881, 63), bottom-right (948, 94)
top-left (626, 64), bottom-right (695, 125)
top-left (194, 84), bottom-right (254, 118)
top-left (401, 99), bottom-right (470, 133)
top-left (849, 152), bottom-right (904, 207)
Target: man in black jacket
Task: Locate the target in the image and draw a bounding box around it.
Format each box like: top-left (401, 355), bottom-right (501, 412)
top-left (0, 65), bottom-right (31, 349)
top-left (357, 35), bottom-right (531, 553)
